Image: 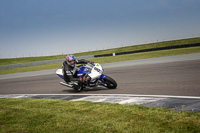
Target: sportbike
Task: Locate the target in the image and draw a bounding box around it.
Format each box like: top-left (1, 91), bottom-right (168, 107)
top-left (56, 62), bottom-right (117, 92)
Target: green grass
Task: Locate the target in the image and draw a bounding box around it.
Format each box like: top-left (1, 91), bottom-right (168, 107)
top-left (0, 62), bottom-right (61, 75)
top-left (0, 98), bottom-right (200, 132)
top-left (0, 46), bottom-right (200, 75)
top-left (75, 37), bottom-right (200, 57)
top-left (90, 46), bottom-right (200, 64)
top-left (0, 55), bottom-right (66, 66)
top-left (1, 37), bottom-right (200, 66)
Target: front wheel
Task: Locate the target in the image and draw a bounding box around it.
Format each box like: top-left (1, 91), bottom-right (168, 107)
top-left (104, 76), bottom-right (117, 89)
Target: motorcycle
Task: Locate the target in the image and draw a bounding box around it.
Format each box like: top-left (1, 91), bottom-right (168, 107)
top-left (56, 62), bottom-right (117, 92)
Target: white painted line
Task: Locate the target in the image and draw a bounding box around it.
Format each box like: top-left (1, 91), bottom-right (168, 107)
top-left (70, 96), bottom-right (167, 105)
top-left (13, 95), bottom-right (25, 98)
top-left (118, 97), bottom-right (166, 105)
top-left (0, 94), bottom-right (200, 99)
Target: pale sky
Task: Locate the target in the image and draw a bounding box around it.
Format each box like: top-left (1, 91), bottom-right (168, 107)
top-left (0, 0), bottom-right (200, 58)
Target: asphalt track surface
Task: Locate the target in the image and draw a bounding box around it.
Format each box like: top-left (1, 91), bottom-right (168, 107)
top-left (1, 53), bottom-right (200, 112)
top-left (0, 54), bottom-right (200, 96)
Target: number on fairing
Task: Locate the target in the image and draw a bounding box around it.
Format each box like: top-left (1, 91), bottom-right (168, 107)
top-left (88, 63), bottom-right (103, 79)
top-left (94, 67), bottom-right (102, 74)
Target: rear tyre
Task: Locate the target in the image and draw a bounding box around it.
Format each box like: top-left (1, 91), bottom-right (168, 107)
top-left (104, 76), bottom-right (117, 89)
top-left (73, 84), bottom-right (83, 92)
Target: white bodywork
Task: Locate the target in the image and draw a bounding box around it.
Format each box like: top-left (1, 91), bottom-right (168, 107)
top-left (88, 63), bottom-right (103, 80)
top-left (56, 63), bottom-right (103, 80)
top-left (56, 69), bottom-right (63, 76)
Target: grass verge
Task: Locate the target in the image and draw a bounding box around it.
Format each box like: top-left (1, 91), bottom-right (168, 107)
top-left (0, 55), bottom-right (66, 66)
top-left (1, 37), bottom-right (200, 66)
top-left (0, 46), bottom-right (200, 75)
top-left (90, 46), bottom-right (200, 64)
top-left (0, 98), bottom-right (200, 132)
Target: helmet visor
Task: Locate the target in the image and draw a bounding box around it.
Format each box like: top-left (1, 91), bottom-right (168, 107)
top-left (69, 60), bottom-right (75, 64)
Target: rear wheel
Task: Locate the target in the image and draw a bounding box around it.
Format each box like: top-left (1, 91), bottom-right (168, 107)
top-left (104, 76), bottom-right (117, 89)
top-left (73, 84), bottom-right (83, 92)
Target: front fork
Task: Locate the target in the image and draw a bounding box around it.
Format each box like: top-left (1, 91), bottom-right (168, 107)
top-left (98, 74), bottom-right (107, 85)
top-left (84, 74), bottom-right (107, 87)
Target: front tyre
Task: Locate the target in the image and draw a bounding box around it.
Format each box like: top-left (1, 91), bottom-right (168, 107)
top-left (104, 76), bottom-right (117, 89)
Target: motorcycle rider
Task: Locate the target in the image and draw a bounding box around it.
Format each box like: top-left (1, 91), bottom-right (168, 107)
top-left (62, 54), bottom-right (91, 91)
